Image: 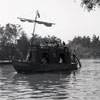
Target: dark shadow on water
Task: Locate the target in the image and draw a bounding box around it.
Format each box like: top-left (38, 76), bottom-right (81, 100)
top-left (13, 70), bottom-right (80, 90)
top-left (12, 70), bottom-right (81, 99)
top-left (93, 61), bottom-right (100, 63)
top-left (0, 68), bottom-right (81, 100)
top-left (13, 70), bottom-right (80, 82)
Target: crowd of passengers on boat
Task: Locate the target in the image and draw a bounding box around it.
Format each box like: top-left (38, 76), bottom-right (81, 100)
top-left (26, 41), bottom-right (77, 64)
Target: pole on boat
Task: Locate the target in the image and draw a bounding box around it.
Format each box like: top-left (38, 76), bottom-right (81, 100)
top-left (17, 10), bottom-right (55, 61)
top-left (17, 10), bottom-right (55, 45)
top-left (31, 10), bottom-right (39, 46)
top-left (32, 10), bottom-right (39, 36)
top-left (17, 10), bottom-right (55, 35)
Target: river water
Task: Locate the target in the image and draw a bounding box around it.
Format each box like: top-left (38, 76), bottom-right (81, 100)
top-left (0, 59), bottom-right (100, 100)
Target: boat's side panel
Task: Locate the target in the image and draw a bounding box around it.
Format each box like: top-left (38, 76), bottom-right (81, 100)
top-left (13, 61), bottom-right (78, 74)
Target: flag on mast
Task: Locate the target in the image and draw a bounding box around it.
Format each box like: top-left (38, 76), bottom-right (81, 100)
top-left (37, 10), bottom-right (40, 18)
top-left (17, 11), bottom-right (55, 27)
top-left (17, 17), bottom-right (34, 23)
top-left (35, 20), bottom-right (55, 27)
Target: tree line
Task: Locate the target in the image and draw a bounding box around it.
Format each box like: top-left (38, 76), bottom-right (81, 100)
top-left (0, 23), bottom-right (29, 60)
top-left (68, 35), bottom-right (100, 58)
top-left (0, 23), bottom-right (100, 60)
top-left (0, 23), bottom-right (62, 61)
top-left (81, 0), bottom-right (100, 11)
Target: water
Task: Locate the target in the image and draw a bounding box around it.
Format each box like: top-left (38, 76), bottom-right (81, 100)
top-left (0, 59), bottom-right (100, 100)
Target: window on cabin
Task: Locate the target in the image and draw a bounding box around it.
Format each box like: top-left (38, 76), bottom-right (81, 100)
top-left (41, 53), bottom-right (49, 63)
top-left (59, 54), bottom-right (65, 63)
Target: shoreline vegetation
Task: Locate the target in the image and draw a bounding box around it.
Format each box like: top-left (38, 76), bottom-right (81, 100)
top-left (0, 60), bottom-right (12, 65)
top-left (68, 35), bottom-right (100, 59)
top-left (0, 23), bottom-right (100, 61)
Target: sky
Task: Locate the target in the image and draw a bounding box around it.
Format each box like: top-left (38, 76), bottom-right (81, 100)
top-left (0, 0), bottom-right (100, 43)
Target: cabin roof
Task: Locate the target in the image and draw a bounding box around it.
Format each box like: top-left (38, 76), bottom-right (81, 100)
top-left (32, 43), bottom-right (69, 54)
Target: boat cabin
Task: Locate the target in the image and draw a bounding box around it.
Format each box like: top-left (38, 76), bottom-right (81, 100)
top-left (27, 43), bottom-right (71, 64)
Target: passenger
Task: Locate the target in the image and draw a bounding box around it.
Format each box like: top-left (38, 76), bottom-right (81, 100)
top-left (72, 50), bottom-right (77, 63)
top-left (63, 41), bottom-right (66, 46)
top-left (56, 43), bottom-right (59, 48)
top-left (26, 49), bottom-right (32, 61)
top-left (41, 57), bottom-right (47, 64)
top-left (59, 57), bottom-right (63, 63)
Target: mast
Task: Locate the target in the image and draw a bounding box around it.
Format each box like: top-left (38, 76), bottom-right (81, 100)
top-left (17, 10), bottom-right (55, 46)
top-left (17, 11), bottom-right (55, 61)
top-left (31, 10), bottom-right (39, 46)
top-left (32, 10), bottom-right (39, 36)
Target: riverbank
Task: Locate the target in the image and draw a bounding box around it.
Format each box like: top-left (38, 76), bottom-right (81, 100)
top-left (0, 60), bottom-right (12, 65)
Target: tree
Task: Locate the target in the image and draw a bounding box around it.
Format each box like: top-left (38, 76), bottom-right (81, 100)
top-left (4, 23), bottom-right (22, 44)
top-left (17, 33), bottom-right (30, 60)
top-left (81, 0), bottom-right (100, 11)
top-left (0, 23), bottom-right (23, 60)
top-left (81, 36), bottom-right (91, 47)
top-left (91, 34), bottom-right (100, 48)
top-left (68, 34), bottom-right (100, 58)
top-left (30, 34), bottom-right (62, 45)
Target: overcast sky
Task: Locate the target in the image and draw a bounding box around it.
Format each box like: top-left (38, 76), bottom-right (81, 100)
top-left (0, 0), bottom-right (100, 43)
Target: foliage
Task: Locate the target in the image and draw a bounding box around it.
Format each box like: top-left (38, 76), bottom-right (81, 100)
top-left (2, 23), bottom-right (100, 60)
top-left (17, 33), bottom-right (30, 60)
top-left (30, 34), bottom-right (62, 45)
top-left (0, 23), bottom-right (24, 60)
top-left (68, 34), bottom-right (100, 58)
top-left (0, 24), bottom-right (62, 60)
top-left (81, 0), bottom-right (100, 11)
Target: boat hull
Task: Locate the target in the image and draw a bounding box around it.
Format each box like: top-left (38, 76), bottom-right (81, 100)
top-left (13, 61), bottom-right (78, 74)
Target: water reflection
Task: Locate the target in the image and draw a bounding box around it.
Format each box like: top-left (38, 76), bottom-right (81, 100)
top-left (12, 70), bottom-right (79, 100)
top-left (1, 60), bottom-right (100, 100)
top-left (0, 64), bottom-right (80, 100)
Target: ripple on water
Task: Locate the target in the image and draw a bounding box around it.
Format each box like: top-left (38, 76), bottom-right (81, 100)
top-left (0, 60), bottom-right (100, 100)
